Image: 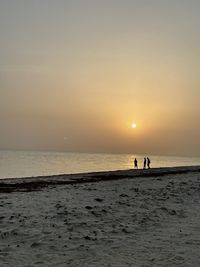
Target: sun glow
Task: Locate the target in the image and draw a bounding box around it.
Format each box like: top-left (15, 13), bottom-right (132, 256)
top-left (131, 123), bottom-right (137, 128)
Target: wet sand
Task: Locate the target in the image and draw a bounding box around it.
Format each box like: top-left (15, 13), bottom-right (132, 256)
top-left (0, 166), bottom-right (200, 266)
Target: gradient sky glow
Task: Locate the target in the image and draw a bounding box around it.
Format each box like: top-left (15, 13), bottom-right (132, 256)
top-left (0, 0), bottom-right (200, 156)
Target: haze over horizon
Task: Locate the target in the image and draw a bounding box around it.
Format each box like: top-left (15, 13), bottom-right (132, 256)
top-left (1, 1), bottom-right (200, 157)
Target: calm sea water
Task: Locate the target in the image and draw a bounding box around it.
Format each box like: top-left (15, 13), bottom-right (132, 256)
top-left (0, 150), bottom-right (199, 179)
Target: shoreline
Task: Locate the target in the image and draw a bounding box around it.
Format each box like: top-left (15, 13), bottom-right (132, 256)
top-left (0, 165), bottom-right (199, 193)
top-left (1, 165), bottom-right (200, 265)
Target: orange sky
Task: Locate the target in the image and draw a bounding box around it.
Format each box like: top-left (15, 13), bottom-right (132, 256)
top-left (0, 1), bottom-right (200, 156)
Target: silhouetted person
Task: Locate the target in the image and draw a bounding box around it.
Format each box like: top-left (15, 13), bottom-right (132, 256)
top-left (143, 157), bottom-right (146, 169)
top-left (134, 158), bottom-right (138, 169)
top-left (147, 157), bottom-right (151, 169)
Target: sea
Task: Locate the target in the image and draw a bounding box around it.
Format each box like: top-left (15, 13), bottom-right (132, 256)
top-left (0, 150), bottom-right (199, 179)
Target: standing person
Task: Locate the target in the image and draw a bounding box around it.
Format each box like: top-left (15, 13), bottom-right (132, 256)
top-left (143, 157), bottom-right (146, 169)
top-left (147, 157), bottom-right (151, 169)
top-left (134, 158), bottom-right (138, 169)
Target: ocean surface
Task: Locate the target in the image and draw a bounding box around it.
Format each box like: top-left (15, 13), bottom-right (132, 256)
top-left (0, 150), bottom-right (199, 179)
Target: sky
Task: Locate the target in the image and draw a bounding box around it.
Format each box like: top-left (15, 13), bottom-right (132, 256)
top-left (0, 0), bottom-right (200, 156)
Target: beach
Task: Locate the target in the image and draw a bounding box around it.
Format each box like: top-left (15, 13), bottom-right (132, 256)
top-left (0, 166), bottom-right (200, 266)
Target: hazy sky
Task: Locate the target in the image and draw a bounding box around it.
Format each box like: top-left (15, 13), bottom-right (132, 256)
top-left (0, 0), bottom-right (200, 156)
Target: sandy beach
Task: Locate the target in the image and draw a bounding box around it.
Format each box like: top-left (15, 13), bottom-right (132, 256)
top-left (0, 166), bottom-right (200, 266)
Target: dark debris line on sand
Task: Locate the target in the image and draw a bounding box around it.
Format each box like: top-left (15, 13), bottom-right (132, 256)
top-left (0, 166), bottom-right (200, 193)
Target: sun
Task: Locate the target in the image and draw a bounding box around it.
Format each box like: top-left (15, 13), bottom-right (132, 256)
top-left (131, 123), bottom-right (137, 129)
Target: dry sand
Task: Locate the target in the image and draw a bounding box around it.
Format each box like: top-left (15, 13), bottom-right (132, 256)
top-left (0, 166), bottom-right (200, 266)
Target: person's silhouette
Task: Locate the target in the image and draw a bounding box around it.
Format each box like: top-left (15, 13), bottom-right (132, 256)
top-left (143, 157), bottom-right (146, 169)
top-left (134, 158), bottom-right (138, 169)
top-left (147, 157), bottom-right (151, 168)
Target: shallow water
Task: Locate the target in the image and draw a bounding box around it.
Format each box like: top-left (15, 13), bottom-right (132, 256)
top-left (0, 150), bottom-right (199, 179)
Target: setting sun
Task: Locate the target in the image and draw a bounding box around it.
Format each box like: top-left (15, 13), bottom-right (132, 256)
top-left (131, 123), bottom-right (137, 129)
